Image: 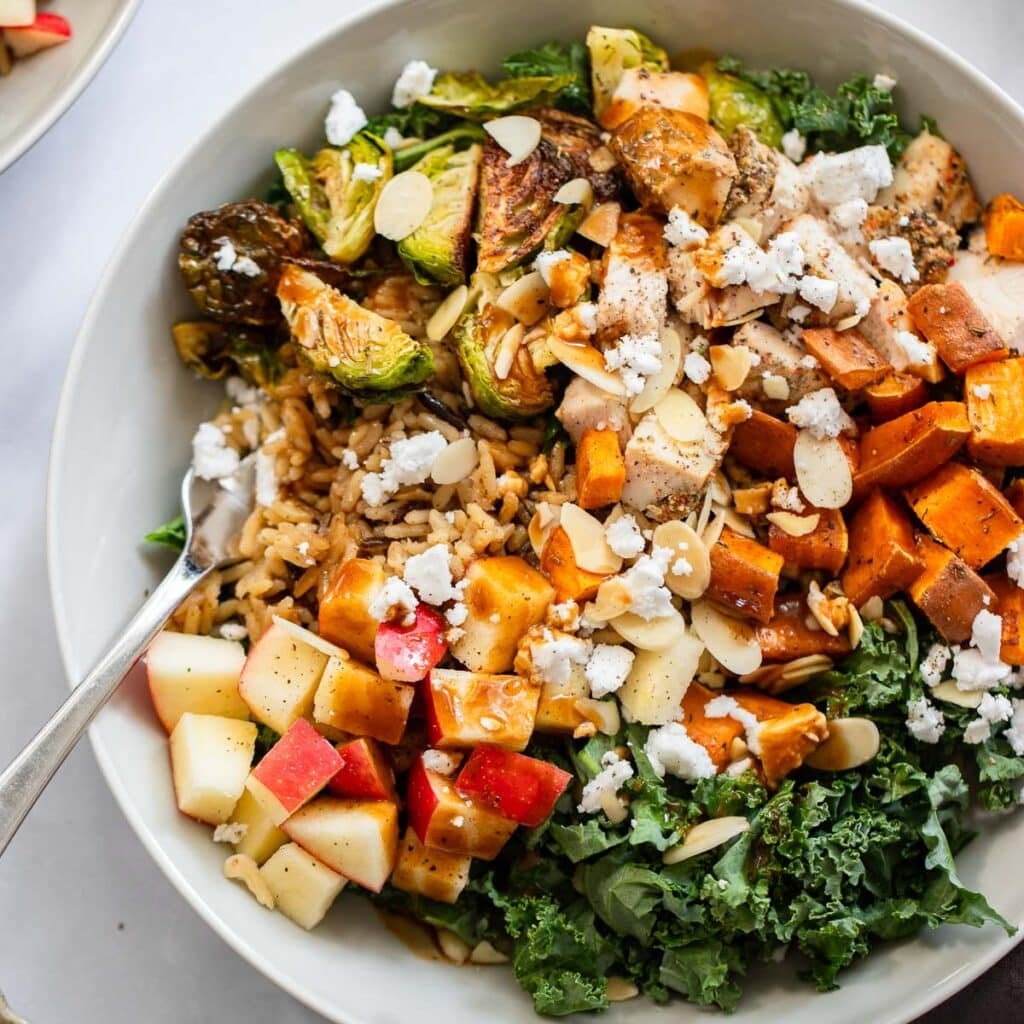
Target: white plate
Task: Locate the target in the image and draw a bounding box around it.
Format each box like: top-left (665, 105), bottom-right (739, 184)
top-left (0, 0), bottom-right (139, 173)
top-left (46, 0), bottom-right (1024, 1021)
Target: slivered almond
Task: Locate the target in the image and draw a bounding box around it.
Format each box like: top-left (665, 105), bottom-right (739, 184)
top-left (610, 609), bottom-right (685, 651)
top-left (469, 940), bottom-right (510, 965)
top-left (553, 177), bottom-right (594, 206)
top-left (804, 718), bottom-right (879, 771)
top-left (765, 511), bottom-right (821, 537)
top-left (793, 430), bottom-right (852, 510)
top-left (654, 388), bottom-right (707, 443)
top-left (577, 201), bottom-right (620, 246)
top-left (437, 928), bottom-right (472, 964)
top-left (631, 326), bottom-right (683, 414)
top-left (690, 601), bottom-right (762, 675)
top-left (224, 854), bottom-right (275, 909)
top-left (528, 501), bottom-right (560, 557)
top-left (495, 271), bottom-right (549, 325)
top-left (848, 604), bottom-right (864, 647)
top-left (722, 509), bottom-right (755, 539)
top-left (431, 436), bottom-right (479, 485)
top-left (588, 145), bottom-right (617, 172)
top-left (929, 680), bottom-right (984, 708)
top-left (548, 335), bottom-right (626, 396)
top-left (560, 503), bottom-right (622, 574)
top-left (606, 977), bottom-right (640, 1002)
top-left (859, 596), bottom-right (884, 621)
top-left (652, 520), bottom-right (710, 600)
top-left (374, 170), bottom-right (433, 241)
top-left (585, 577), bottom-right (633, 623)
top-left (710, 472), bottom-right (731, 507)
top-left (484, 115), bottom-right (542, 166)
top-left (662, 816), bottom-right (750, 865)
top-left (494, 322), bottom-right (525, 380)
top-left (709, 345), bottom-right (753, 391)
top-left (426, 285), bottom-right (469, 341)
top-left (701, 509), bottom-right (727, 549)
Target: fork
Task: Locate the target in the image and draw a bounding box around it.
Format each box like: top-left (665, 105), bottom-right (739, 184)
top-left (0, 460), bottom-right (255, 857)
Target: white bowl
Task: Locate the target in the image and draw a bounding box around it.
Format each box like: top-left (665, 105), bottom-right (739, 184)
top-left (0, 0), bottom-right (139, 172)
top-left (46, 0), bottom-right (1024, 1020)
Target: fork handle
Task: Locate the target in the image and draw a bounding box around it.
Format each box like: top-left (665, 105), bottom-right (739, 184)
top-left (0, 554), bottom-right (209, 857)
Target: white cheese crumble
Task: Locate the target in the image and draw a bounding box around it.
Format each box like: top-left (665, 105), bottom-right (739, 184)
top-left (712, 231), bottom-right (804, 295)
top-left (531, 630), bottom-right (592, 685)
top-left (225, 376), bottom-right (262, 406)
top-left (952, 609), bottom-right (1012, 690)
top-left (672, 557), bottom-right (693, 577)
top-left (704, 695), bottom-right (762, 755)
top-left (422, 749), bottom-right (461, 775)
top-left (403, 543), bottom-right (459, 604)
top-left (804, 145), bottom-right (894, 206)
top-left (254, 449), bottom-right (279, 507)
top-left (1004, 700), bottom-right (1024, 755)
top-left (963, 691), bottom-right (1014, 745)
top-left (1007, 537), bottom-right (1024, 590)
top-left (324, 88), bottom-right (368, 146)
top-left (906, 696), bottom-right (945, 744)
top-left (605, 514), bottom-right (645, 558)
top-left (604, 331), bottom-right (663, 396)
top-left (620, 546), bottom-right (675, 620)
top-left (797, 274), bottom-right (839, 313)
top-left (786, 388), bottom-right (854, 439)
top-left (788, 304), bottom-right (812, 324)
top-left (192, 422), bottom-right (240, 481)
top-left (578, 752), bottom-right (635, 814)
top-left (829, 198), bottom-right (868, 241)
top-left (445, 601), bottom-right (468, 627)
top-left (383, 126), bottom-right (406, 149)
top-left (664, 206), bottom-right (709, 249)
top-left (781, 129), bottom-right (806, 164)
top-left (575, 301), bottom-right (599, 333)
top-left (213, 822), bottom-right (249, 844)
top-left (360, 431), bottom-right (448, 505)
top-left (873, 73), bottom-right (898, 92)
top-left (920, 643), bottom-right (951, 688)
top-left (683, 350), bottom-right (712, 385)
top-left (213, 239), bottom-right (260, 277)
top-left (369, 576), bottom-right (418, 625)
top-left (585, 644), bottom-right (635, 698)
top-left (352, 162), bottom-right (384, 182)
top-left (972, 384), bottom-right (993, 400)
top-left (391, 59), bottom-right (438, 108)
top-left (219, 622), bottom-right (248, 642)
top-left (644, 723), bottom-right (716, 781)
top-left (894, 330), bottom-right (935, 367)
top-left (534, 249), bottom-right (572, 286)
top-left (341, 449), bottom-right (360, 470)
top-left (762, 373), bottom-right (790, 401)
top-left (869, 237), bottom-right (919, 284)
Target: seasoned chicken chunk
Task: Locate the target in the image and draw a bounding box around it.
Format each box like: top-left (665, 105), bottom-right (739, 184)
top-left (555, 376), bottom-right (632, 446)
top-left (596, 210), bottom-right (668, 338)
top-left (733, 320), bottom-right (828, 408)
top-left (863, 206), bottom-right (959, 284)
top-left (760, 155), bottom-right (810, 237)
top-left (857, 279), bottom-right (943, 379)
top-left (722, 127), bottom-right (778, 222)
top-left (949, 244), bottom-right (1024, 351)
top-left (602, 68), bottom-right (709, 130)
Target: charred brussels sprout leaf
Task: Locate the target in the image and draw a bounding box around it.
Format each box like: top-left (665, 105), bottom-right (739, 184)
top-left (502, 40), bottom-right (592, 115)
top-left (277, 265), bottom-right (434, 397)
top-left (586, 25), bottom-right (668, 121)
top-left (455, 302), bottom-right (554, 420)
top-left (275, 133), bottom-right (392, 264)
top-left (419, 70), bottom-right (576, 119)
top-left (398, 143), bottom-right (482, 286)
top-left (172, 321), bottom-right (285, 387)
top-left (704, 62), bottom-right (784, 149)
top-left (178, 201), bottom-right (305, 325)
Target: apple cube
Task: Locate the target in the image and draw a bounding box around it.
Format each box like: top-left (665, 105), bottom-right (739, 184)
top-left (406, 756), bottom-right (517, 860)
top-left (374, 604), bottom-right (447, 682)
top-left (146, 630), bottom-right (248, 733)
top-left (318, 558), bottom-right (385, 664)
top-left (534, 662), bottom-right (590, 735)
top-left (282, 796), bottom-right (399, 892)
top-left (4, 12), bottom-right (70, 56)
top-left (259, 843), bottom-right (346, 929)
top-left (329, 737), bottom-right (396, 801)
top-left (314, 654), bottom-right (414, 745)
top-left (245, 718), bottom-right (343, 826)
top-left (238, 620), bottom-right (338, 733)
top-left (450, 557), bottom-right (554, 672)
top-left (391, 827), bottom-right (472, 904)
top-left (169, 713), bottom-right (257, 825)
top-left (455, 745), bottom-right (572, 827)
top-left (425, 668), bottom-right (541, 751)
top-left (0, 1), bottom-right (35, 29)
top-left (226, 788), bottom-right (287, 865)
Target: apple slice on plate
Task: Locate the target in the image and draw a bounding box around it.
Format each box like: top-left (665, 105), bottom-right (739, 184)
top-left (259, 843), bottom-right (346, 930)
top-left (390, 827), bottom-right (472, 904)
top-left (329, 737), bottom-right (397, 802)
top-left (169, 713), bottom-right (257, 825)
top-left (374, 604), bottom-right (447, 682)
top-left (425, 668), bottom-right (541, 751)
top-left (455, 745), bottom-right (572, 827)
top-left (4, 13), bottom-right (72, 58)
top-left (313, 654), bottom-right (414, 745)
top-left (226, 788), bottom-right (288, 865)
top-left (0, 1), bottom-right (35, 28)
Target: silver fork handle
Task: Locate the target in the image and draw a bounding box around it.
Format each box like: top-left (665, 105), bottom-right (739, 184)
top-left (0, 554), bottom-right (209, 857)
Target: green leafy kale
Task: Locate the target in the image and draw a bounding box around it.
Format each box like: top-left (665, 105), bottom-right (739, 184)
top-left (502, 40), bottom-right (591, 114)
top-left (144, 514), bottom-right (186, 552)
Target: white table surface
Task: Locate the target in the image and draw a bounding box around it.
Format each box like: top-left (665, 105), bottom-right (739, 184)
top-left (2, 1), bottom-right (1023, 1021)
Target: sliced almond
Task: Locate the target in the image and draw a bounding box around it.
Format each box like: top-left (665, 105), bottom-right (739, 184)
top-left (374, 170), bottom-right (434, 241)
top-left (469, 940), bottom-right (510, 965)
top-left (431, 436), bottom-right (479, 485)
top-left (484, 115), bottom-right (541, 166)
top-left (701, 509), bottom-right (727, 549)
top-left (553, 177), bottom-right (594, 206)
top-left (600, 789), bottom-right (630, 823)
top-left (793, 431), bottom-right (853, 510)
top-left (493, 322), bottom-right (525, 380)
top-left (859, 596), bottom-right (884, 622)
top-left (588, 145), bottom-right (617, 172)
top-left (653, 388), bottom-right (708, 443)
top-left (437, 928), bottom-right (472, 964)
top-left (652, 520), bottom-right (711, 600)
top-left (576, 696), bottom-right (621, 735)
top-left (272, 616), bottom-right (345, 658)
top-left (610, 608), bottom-right (685, 651)
top-left (778, 653), bottom-right (834, 684)
top-left (224, 854), bottom-right (275, 909)
top-left (662, 816), bottom-right (750, 865)
top-left (548, 335), bottom-right (626, 396)
top-left (606, 977), bottom-right (640, 1002)
top-left (577, 201), bottom-right (620, 247)
top-left (631, 325), bottom-right (683, 414)
top-left (690, 601), bottom-right (762, 676)
top-left (560, 503), bottom-right (622, 574)
top-left (722, 508), bottom-right (755, 539)
top-left (495, 271), bottom-right (550, 325)
top-left (710, 471), bottom-right (731, 507)
top-left (804, 717), bottom-right (880, 771)
top-left (709, 345), bottom-right (752, 392)
top-left (585, 577), bottom-right (633, 624)
top-left (528, 501), bottom-right (561, 557)
top-left (930, 680), bottom-right (984, 708)
top-left (765, 511), bottom-right (821, 537)
top-left (848, 604), bottom-right (864, 647)
top-left (426, 285), bottom-right (469, 341)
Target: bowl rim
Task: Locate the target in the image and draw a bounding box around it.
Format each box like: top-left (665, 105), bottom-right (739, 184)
top-left (0, 0), bottom-right (142, 174)
top-left (44, 0), bottom-right (1024, 1020)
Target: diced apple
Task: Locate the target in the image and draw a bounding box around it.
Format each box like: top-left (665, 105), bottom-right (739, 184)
top-left (450, 557), bottom-right (554, 672)
top-left (617, 631), bottom-right (705, 725)
top-left (425, 668), bottom-right (541, 751)
top-left (227, 788), bottom-right (287, 865)
top-left (259, 843), bottom-right (346, 929)
top-left (374, 605), bottom-right (447, 682)
top-left (4, 12), bottom-right (70, 56)
top-left (406, 756), bottom-right (518, 860)
top-left (146, 631), bottom-right (248, 733)
top-left (534, 662), bottom-right (590, 735)
top-left (169, 713), bottom-right (257, 825)
top-left (455, 745), bottom-right (571, 827)
top-left (245, 718), bottom-right (343, 826)
top-left (282, 796), bottom-right (399, 892)
top-left (0, 1), bottom-right (35, 29)
top-left (238, 620), bottom-right (338, 733)
top-left (329, 737), bottom-right (397, 801)
top-left (314, 653), bottom-right (414, 745)
top-left (318, 558), bottom-right (385, 663)
top-left (391, 827), bottom-right (472, 904)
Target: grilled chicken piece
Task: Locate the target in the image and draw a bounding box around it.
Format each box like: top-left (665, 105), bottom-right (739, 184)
top-left (863, 206), bottom-right (960, 284)
top-left (602, 68), bottom-right (709, 130)
top-left (667, 245), bottom-right (776, 329)
top-left (555, 376), bottom-right (632, 447)
top-left (722, 127), bottom-right (778, 222)
top-left (733, 320), bottom-right (828, 408)
top-left (857, 279), bottom-right (943, 380)
top-left (596, 210), bottom-right (668, 338)
top-left (948, 241), bottom-right (1024, 351)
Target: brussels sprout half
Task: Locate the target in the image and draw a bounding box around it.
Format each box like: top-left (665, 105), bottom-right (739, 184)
top-left (275, 133), bottom-right (392, 264)
top-left (418, 70), bottom-right (576, 119)
top-left (277, 265), bottom-right (434, 397)
top-left (397, 143), bottom-right (483, 286)
top-left (586, 25), bottom-right (669, 121)
top-left (703, 62), bottom-right (784, 149)
top-left (172, 321), bottom-right (285, 387)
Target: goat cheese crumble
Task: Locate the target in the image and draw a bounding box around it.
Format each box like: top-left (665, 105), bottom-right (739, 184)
top-left (213, 239), bottom-right (260, 277)
top-left (786, 388), bottom-right (854, 439)
top-left (213, 822), bottom-right (249, 844)
top-left (1004, 699), bottom-right (1024, 756)
top-left (605, 514), bottom-right (645, 558)
top-left (683, 350), bottom-right (712, 385)
top-left (664, 206), bottom-right (709, 249)
top-left (360, 431), bottom-right (448, 506)
top-left (797, 274), bottom-right (839, 313)
top-left (972, 384), bottom-right (993, 400)
top-left (952, 609), bottom-right (1012, 690)
top-left (873, 72), bottom-right (898, 92)
top-left (604, 331), bottom-right (663, 396)
top-left (869, 237), bottom-right (920, 284)
top-left (906, 696), bottom-right (945, 744)
top-left (403, 543), bottom-right (459, 604)
top-left (644, 723), bottom-right (716, 781)
top-left (1007, 537), bottom-right (1024, 589)
top-left (704, 695), bottom-right (762, 754)
top-left (352, 162), bottom-right (384, 182)
top-left (534, 249), bottom-right (572, 286)
top-left (781, 129), bottom-right (806, 164)
top-left (383, 126), bottom-right (406, 149)
top-left (392, 59), bottom-right (438, 108)
top-left (578, 752), bottom-right (634, 814)
top-left (963, 691), bottom-right (1014, 745)
top-left (324, 88), bottom-right (368, 146)
top-left (920, 643), bottom-right (951, 688)
top-left (620, 546), bottom-right (675, 620)
top-left (804, 145), bottom-right (893, 206)
top-left (192, 422), bottom-right (240, 480)
top-left (531, 631), bottom-right (592, 686)
top-left (894, 330), bottom-right (935, 367)
top-left (585, 644), bottom-right (635, 698)
top-left (369, 576), bottom-right (418, 625)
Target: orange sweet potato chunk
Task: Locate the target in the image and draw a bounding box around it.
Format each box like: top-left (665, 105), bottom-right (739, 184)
top-left (984, 574), bottom-right (1024, 664)
top-left (907, 281), bottom-right (1008, 374)
top-left (984, 193), bottom-right (1024, 261)
top-left (767, 508), bottom-right (848, 575)
top-left (908, 535), bottom-right (996, 643)
top-left (906, 462), bottom-right (1023, 569)
top-left (802, 327), bottom-right (891, 390)
top-left (729, 411), bottom-right (798, 480)
top-left (540, 525), bottom-right (608, 603)
top-left (706, 527), bottom-right (784, 624)
top-left (864, 372), bottom-right (930, 423)
top-left (755, 596), bottom-right (852, 662)
top-left (575, 428), bottom-right (626, 509)
top-left (1007, 479), bottom-right (1024, 520)
top-left (964, 357), bottom-right (1024, 466)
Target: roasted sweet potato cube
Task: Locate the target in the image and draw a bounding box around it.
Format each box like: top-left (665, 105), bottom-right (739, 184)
top-left (864, 372), bottom-right (930, 423)
top-left (841, 489), bottom-right (924, 607)
top-left (907, 282), bottom-right (1008, 374)
top-left (965, 358), bottom-right (1024, 466)
top-left (1007, 479), bottom-right (1024, 520)
top-left (984, 574), bottom-right (1024, 665)
top-left (908, 535), bottom-right (996, 643)
top-left (767, 508), bottom-right (848, 574)
top-left (756, 597), bottom-right (852, 662)
top-left (853, 401), bottom-right (970, 497)
top-left (984, 194), bottom-right (1024, 261)
top-left (679, 682), bottom-right (743, 770)
top-left (802, 327), bottom-right (891, 390)
top-left (706, 527), bottom-right (784, 624)
top-left (729, 410), bottom-right (798, 480)
top-left (540, 525), bottom-right (610, 604)
top-left (906, 462), bottom-right (1023, 569)
top-left (576, 428), bottom-right (626, 509)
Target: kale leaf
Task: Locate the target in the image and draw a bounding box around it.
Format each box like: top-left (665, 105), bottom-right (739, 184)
top-left (143, 514), bottom-right (186, 552)
top-left (502, 40), bottom-right (591, 114)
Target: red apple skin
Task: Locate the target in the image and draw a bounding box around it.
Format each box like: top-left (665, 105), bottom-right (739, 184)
top-left (374, 605), bottom-right (448, 683)
top-left (248, 719), bottom-right (343, 820)
top-left (4, 14), bottom-right (72, 57)
top-left (455, 745), bottom-right (572, 828)
top-left (328, 737), bottom-right (397, 802)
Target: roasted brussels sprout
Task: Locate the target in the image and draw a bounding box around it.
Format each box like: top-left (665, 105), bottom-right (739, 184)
top-left (277, 265), bottom-right (434, 396)
top-left (418, 70), bottom-right (575, 119)
top-left (703, 62), bottom-right (784, 149)
top-left (477, 108), bottom-right (619, 274)
top-left (274, 132), bottom-right (392, 264)
top-left (172, 321), bottom-right (285, 387)
top-left (397, 143), bottom-right (483, 286)
top-left (454, 300), bottom-right (555, 420)
top-left (178, 201), bottom-right (306, 325)
top-left (586, 25), bottom-right (669, 122)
